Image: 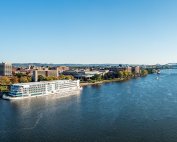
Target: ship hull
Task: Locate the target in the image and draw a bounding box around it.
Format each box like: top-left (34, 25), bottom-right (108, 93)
top-left (3, 87), bottom-right (82, 101)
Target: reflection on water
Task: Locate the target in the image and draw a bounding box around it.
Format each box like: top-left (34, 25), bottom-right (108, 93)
top-left (1, 69), bottom-right (177, 142)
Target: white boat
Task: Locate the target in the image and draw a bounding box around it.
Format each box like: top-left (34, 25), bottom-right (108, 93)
top-left (2, 80), bottom-right (82, 101)
top-left (157, 69), bottom-right (161, 74)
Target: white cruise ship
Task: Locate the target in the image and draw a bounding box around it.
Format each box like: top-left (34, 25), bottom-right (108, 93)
top-left (3, 80), bottom-right (81, 100)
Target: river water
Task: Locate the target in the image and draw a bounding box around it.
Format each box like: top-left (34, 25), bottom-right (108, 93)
top-left (1, 69), bottom-right (177, 142)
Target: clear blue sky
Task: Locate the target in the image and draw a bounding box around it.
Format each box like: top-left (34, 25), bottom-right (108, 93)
top-left (0, 0), bottom-right (177, 64)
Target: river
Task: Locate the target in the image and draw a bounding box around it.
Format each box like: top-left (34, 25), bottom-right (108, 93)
top-left (1, 69), bottom-right (177, 142)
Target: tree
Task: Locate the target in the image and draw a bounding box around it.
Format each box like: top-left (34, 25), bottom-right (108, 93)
top-left (141, 70), bottom-right (148, 76)
top-left (45, 76), bottom-right (55, 81)
top-left (128, 72), bottom-right (133, 77)
top-left (15, 73), bottom-right (24, 78)
top-left (58, 75), bottom-right (74, 80)
top-left (58, 75), bottom-right (65, 80)
top-left (52, 76), bottom-right (58, 80)
top-left (19, 76), bottom-right (29, 83)
top-left (10, 76), bottom-right (19, 84)
top-left (118, 71), bottom-right (124, 78)
top-left (124, 71), bottom-right (129, 78)
top-left (64, 75), bottom-right (74, 80)
top-left (27, 76), bottom-right (32, 82)
top-left (0, 76), bottom-right (11, 85)
top-left (38, 75), bottom-right (46, 81)
top-left (91, 74), bottom-right (102, 81)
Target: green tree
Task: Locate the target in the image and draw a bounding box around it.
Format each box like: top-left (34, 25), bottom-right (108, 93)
top-left (15, 73), bottom-right (24, 78)
top-left (128, 72), bottom-right (133, 77)
top-left (91, 74), bottom-right (102, 81)
top-left (118, 71), bottom-right (124, 78)
top-left (64, 75), bottom-right (74, 80)
top-left (103, 73), bottom-right (109, 80)
top-left (141, 70), bottom-right (148, 76)
top-left (123, 71), bottom-right (129, 78)
top-left (58, 75), bottom-right (74, 80)
top-left (38, 75), bottom-right (46, 81)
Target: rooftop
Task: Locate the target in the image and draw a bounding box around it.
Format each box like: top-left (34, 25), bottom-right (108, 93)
top-left (12, 79), bottom-right (78, 86)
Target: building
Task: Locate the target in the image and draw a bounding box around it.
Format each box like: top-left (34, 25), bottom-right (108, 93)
top-left (132, 66), bottom-right (141, 74)
top-left (75, 70), bottom-right (101, 79)
top-left (63, 70), bottom-right (98, 79)
top-left (109, 66), bottom-right (132, 73)
top-left (98, 69), bottom-right (109, 75)
top-left (0, 62), bottom-right (12, 76)
top-left (125, 66), bottom-right (132, 72)
top-left (63, 69), bottom-right (109, 79)
top-left (63, 70), bottom-right (78, 76)
top-left (6, 80), bottom-right (80, 99)
top-left (54, 66), bottom-right (69, 73)
top-left (32, 69), bottom-right (59, 82)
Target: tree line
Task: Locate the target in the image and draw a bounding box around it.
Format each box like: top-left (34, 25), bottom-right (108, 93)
top-left (86, 69), bottom-right (149, 82)
top-left (0, 73), bottom-right (75, 86)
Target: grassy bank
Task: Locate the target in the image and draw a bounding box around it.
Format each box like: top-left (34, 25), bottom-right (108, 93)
top-left (80, 74), bottom-right (149, 87)
top-left (80, 78), bottom-right (131, 87)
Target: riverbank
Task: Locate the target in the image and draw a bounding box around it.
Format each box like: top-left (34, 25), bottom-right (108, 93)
top-left (80, 78), bottom-right (131, 87)
top-left (80, 74), bottom-right (149, 87)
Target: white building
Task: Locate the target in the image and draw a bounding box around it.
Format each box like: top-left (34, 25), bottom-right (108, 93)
top-left (9, 80), bottom-right (80, 98)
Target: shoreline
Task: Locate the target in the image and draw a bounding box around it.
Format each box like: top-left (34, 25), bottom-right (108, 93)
top-left (80, 75), bottom-right (148, 87)
top-left (80, 78), bottom-right (131, 87)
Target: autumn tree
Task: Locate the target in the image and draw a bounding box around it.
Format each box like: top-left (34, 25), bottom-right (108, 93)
top-left (27, 76), bottom-right (32, 82)
top-left (0, 76), bottom-right (11, 85)
top-left (64, 75), bottom-right (74, 80)
top-left (58, 75), bottom-right (66, 80)
top-left (10, 76), bottom-right (19, 84)
top-left (19, 76), bottom-right (29, 83)
top-left (45, 76), bottom-right (57, 81)
top-left (141, 70), bottom-right (148, 76)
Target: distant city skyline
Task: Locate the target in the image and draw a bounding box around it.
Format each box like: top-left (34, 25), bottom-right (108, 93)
top-left (0, 0), bottom-right (177, 64)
